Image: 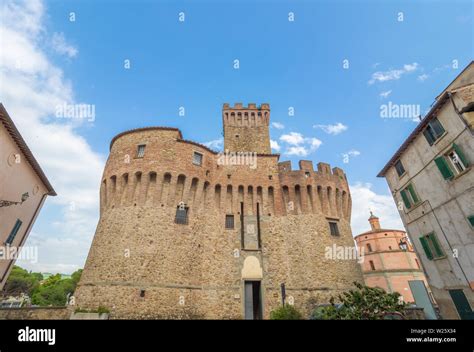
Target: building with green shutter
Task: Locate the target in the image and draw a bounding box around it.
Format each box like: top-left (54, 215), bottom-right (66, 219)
top-left (378, 61), bottom-right (474, 320)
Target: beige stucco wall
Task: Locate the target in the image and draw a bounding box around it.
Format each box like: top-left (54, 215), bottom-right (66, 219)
top-left (383, 77), bottom-right (474, 319)
top-left (0, 124), bottom-right (49, 289)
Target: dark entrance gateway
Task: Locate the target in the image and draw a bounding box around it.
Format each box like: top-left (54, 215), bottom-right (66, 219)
top-left (244, 281), bottom-right (262, 320)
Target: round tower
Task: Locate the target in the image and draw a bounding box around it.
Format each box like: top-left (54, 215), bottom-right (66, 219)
top-left (75, 104), bottom-right (363, 319)
top-left (355, 213), bottom-right (432, 303)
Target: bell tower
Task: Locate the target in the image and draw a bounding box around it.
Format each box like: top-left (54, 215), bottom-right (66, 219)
top-left (222, 103), bottom-right (271, 154)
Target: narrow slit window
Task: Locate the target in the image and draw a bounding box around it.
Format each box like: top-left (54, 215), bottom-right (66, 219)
top-left (329, 221), bottom-right (340, 236)
top-left (225, 215), bottom-right (234, 229)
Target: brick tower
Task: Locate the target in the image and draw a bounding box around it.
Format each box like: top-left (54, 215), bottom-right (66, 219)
top-left (223, 103), bottom-right (271, 154)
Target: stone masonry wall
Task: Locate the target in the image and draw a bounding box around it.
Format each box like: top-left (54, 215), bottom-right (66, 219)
top-left (75, 105), bottom-right (363, 319)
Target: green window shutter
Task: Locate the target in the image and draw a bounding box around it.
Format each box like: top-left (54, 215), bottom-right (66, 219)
top-left (452, 143), bottom-right (470, 167)
top-left (435, 156), bottom-right (454, 180)
top-left (400, 189), bottom-right (411, 209)
top-left (468, 215), bottom-right (474, 227)
top-left (419, 236), bottom-right (433, 260)
top-left (428, 233), bottom-right (444, 258)
top-left (407, 184), bottom-right (419, 204)
top-left (423, 129), bottom-right (435, 145)
top-left (6, 219), bottom-right (22, 245)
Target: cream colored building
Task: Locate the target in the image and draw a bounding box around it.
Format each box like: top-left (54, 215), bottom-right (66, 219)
top-left (0, 104), bottom-right (56, 290)
top-left (378, 62), bottom-right (474, 319)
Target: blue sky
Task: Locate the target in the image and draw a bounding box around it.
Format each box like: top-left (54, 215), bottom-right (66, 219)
top-left (1, 0), bottom-right (472, 273)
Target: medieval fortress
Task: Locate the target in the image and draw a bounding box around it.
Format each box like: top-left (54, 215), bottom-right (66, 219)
top-left (75, 103), bottom-right (363, 319)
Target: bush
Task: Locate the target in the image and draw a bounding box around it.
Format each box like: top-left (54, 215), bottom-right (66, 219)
top-left (270, 305), bottom-right (303, 320)
top-left (311, 282), bottom-right (406, 320)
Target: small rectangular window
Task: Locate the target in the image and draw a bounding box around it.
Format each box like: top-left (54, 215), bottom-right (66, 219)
top-left (193, 152), bottom-right (203, 166)
top-left (367, 243), bottom-right (372, 252)
top-left (329, 221), bottom-right (340, 236)
top-left (447, 150), bottom-right (466, 174)
top-left (369, 260), bottom-right (376, 271)
top-left (225, 215), bottom-right (234, 229)
top-left (175, 205), bottom-right (189, 225)
top-left (394, 160), bottom-right (406, 177)
top-left (136, 144), bottom-right (146, 158)
top-left (6, 219), bottom-right (22, 245)
top-left (423, 117), bottom-right (445, 145)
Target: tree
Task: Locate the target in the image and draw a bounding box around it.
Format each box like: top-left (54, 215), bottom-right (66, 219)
top-left (312, 282), bottom-right (406, 320)
top-left (2, 266), bottom-right (42, 297)
top-left (31, 269), bottom-right (83, 306)
top-left (71, 269), bottom-right (83, 285)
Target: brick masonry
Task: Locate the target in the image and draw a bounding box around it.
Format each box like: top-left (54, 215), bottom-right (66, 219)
top-left (74, 103), bottom-right (363, 319)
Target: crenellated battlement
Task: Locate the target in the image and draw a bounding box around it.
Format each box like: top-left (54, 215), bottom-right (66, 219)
top-left (276, 160), bottom-right (351, 220)
top-left (223, 103), bottom-right (271, 154)
top-left (278, 161), bottom-right (348, 180)
top-left (223, 102), bottom-right (270, 111)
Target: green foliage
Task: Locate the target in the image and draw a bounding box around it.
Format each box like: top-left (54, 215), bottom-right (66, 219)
top-left (270, 304), bottom-right (303, 320)
top-left (74, 306), bottom-right (110, 315)
top-left (312, 282), bottom-right (407, 320)
top-left (2, 266), bottom-right (41, 297)
top-left (31, 268), bottom-right (82, 306)
top-left (71, 269), bottom-right (83, 285)
top-left (3, 266), bottom-right (83, 307)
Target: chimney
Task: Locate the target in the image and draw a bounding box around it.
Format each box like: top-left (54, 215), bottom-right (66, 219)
top-left (368, 211), bottom-right (381, 231)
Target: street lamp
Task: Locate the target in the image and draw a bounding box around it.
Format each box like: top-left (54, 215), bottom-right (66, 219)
top-left (399, 238), bottom-right (408, 251)
top-left (0, 192), bottom-right (29, 208)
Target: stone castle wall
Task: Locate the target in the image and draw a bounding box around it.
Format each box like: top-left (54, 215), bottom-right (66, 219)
top-left (75, 104), bottom-right (363, 319)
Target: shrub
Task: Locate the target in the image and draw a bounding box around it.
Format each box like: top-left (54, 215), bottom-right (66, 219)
top-left (270, 305), bottom-right (303, 320)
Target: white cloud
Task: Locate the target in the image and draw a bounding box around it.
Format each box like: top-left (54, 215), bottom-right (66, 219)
top-left (271, 122), bottom-right (285, 129)
top-left (285, 146), bottom-right (309, 156)
top-left (51, 32), bottom-right (78, 58)
top-left (280, 132), bottom-right (305, 145)
top-left (368, 62), bottom-right (419, 84)
top-left (350, 182), bottom-right (405, 236)
top-left (403, 63), bottom-right (418, 72)
top-left (270, 139), bottom-right (280, 152)
top-left (203, 137), bottom-right (223, 150)
top-left (313, 122), bottom-right (348, 135)
top-left (417, 74), bottom-right (429, 82)
top-left (1, 0), bottom-right (104, 274)
top-left (279, 132), bottom-right (322, 156)
top-left (379, 90), bottom-right (392, 99)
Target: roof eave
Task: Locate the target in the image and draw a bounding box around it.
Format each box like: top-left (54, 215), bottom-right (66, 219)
top-left (0, 103), bottom-right (56, 196)
top-left (377, 91), bottom-right (450, 178)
